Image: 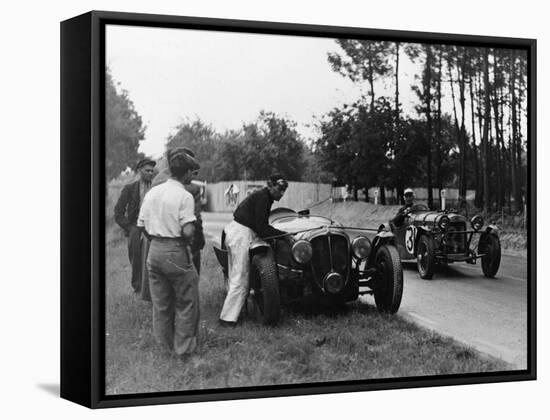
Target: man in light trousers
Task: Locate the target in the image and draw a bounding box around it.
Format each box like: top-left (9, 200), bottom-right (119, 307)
top-left (137, 150), bottom-right (200, 355)
top-left (219, 174), bottom-right (289, 326)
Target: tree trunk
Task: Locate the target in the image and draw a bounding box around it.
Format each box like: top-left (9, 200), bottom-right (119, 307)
top-left (425, 46), bottom-right (434, 209)
top-left (395, 42), bottom-right (400, 128)
top-left (368, 44), bottom-right (375, 113)
top-left (482, 48), bottom-right (491, 214)
top-left (436, 48), bottom-right (443, 207)
top-left (458, 54), bottom-right (468, 206)
top-left (468, 55), bottom-right (481, 209)
top-left (491, 52), bottom-right (503, 211)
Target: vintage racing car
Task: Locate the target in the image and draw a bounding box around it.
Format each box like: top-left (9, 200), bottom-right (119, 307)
top-left (213, 208), bottom-right (403, 325)
top-left (380, 204), bottom-right (501, 279)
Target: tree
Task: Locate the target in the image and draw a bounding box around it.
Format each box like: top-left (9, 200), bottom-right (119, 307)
top-left (316, 97), bottom-right (395, 200)
top-left (166, 119), bottom-right (219, 181)
top-left (481, 48), bottom-right (491, 213)
top-left (105, 68), bottom-right (146, 180)
top-left (328, 39), bottom-right (391, 112)
top-left (240, 112), bottom-right (306, 180)
top-left (408, 44), bottom-right (435, 208)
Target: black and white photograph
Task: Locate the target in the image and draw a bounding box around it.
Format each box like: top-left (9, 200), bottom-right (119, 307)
top-left (4, 0), bottom-right (549, 417)
top-left (103, 17), bottom-right (532, 397)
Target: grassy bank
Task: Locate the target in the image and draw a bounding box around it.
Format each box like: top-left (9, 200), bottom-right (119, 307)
top-left (310, 201), bottom-right (527, 257)
top-left (105, 228), bottom-right (509, 395)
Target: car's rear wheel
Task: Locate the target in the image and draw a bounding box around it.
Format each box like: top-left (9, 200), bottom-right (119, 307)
top-left (479, 233), bottom-right (501, 278)
top-left (250, 252), bottom-right (281, 325)
top-left (373, 245), bottom-right (403, 314)
top-left (417, 234), bottom-right (435, 279)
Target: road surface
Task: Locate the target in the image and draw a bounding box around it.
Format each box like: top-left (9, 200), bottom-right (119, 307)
top-left (202, 212), bottom-right (528, 368)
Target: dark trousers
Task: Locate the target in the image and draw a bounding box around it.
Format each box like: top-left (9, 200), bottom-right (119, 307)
top-left (192, 251), bottom-right (201, 275)
top-left (147, 239), bottom-right (200, 355)
top-left (127, 226), bottom-right (142, 293)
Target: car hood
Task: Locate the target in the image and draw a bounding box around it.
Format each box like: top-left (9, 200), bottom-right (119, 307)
top-left (409, 210), bottom-right (466, 224)
top-left (272, 215), bottom-right (343, 238)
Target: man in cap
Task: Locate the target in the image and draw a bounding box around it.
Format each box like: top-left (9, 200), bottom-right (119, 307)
top-left (152, 147), bottom-right (205, 273)
top-left (114, 157), bottom-right (156, 293)
top-left (391, 188), bottom-right (416, 228)
top-left (140, 147), bottom-right (206, 302)
top-left (219, 174), bottom-right (290, 326)
top-left (137, 149), bottom-right (200, 356)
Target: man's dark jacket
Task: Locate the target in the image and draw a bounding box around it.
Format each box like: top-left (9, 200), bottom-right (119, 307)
top-left (391, 203), bottom-right (413, 228)
top-left (233, 187), bottom-right (286, 239)
top-left (114, 180), bottom-right (141, 233)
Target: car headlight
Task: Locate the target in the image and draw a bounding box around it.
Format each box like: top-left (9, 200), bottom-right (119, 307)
top-left (351, 236), bottom-right (371, 259)
top-left (438, 215), bottom-right (450, 230)
top-left (292, 240), bottom-right (313, 264)
top-left (471, 215), bottom-right (484, 231)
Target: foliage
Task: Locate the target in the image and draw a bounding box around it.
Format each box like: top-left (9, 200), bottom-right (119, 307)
top-left (105, 69), bottom-right (146, 180)
top-left (165, 112), bottom-right (307, 182)
top-left (166, 119), bottom-right (220, 181)
top-left (325, 39), bottom-right (529, 214)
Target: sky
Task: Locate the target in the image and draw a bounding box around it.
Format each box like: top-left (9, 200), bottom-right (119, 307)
top-left (106, 24), bottom-right (422, 158)
top-left (106, 25), bottom-right (526, 159)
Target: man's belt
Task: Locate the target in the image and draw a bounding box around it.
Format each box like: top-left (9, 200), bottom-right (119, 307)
top-left (149, 235), bottom-right (185, 242)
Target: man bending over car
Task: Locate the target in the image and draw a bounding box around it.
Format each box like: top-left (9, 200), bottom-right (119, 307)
top-left (219, 174), bottom-right (290, 327)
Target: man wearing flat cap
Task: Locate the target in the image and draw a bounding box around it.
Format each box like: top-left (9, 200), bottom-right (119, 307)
top-left (219, 174), bottom-right (290, 326)
top-left (137, 149), bottom-right (201, 356)
top-left (151, 147), bottom-right (205, 273)
top-left (392, 188), bottom-right (416, 228)
top-left (114, 157), bottom-right (156, 293)
top-left (139, 147), bottom-right (205, 303)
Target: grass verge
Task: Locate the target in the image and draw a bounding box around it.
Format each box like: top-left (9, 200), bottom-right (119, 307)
top-left (105, 229), bottom-right (510, 395)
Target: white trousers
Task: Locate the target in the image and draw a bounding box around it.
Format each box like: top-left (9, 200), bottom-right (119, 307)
top-left (219, 221), bottom-right (258, 322)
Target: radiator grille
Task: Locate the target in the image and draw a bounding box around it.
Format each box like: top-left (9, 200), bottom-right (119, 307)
top-left (310, 234), bottom-right (349, 282)
top-left (444, 222), bottom-right (467, 254)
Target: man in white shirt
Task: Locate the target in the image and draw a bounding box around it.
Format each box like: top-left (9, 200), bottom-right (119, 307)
top-left (137, 150), bottom-right (200, 356)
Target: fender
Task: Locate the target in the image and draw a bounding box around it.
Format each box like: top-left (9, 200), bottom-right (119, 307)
top-left (413, 225), bottom-right (433, 254)
top-left (378, 222), bottom-right (391, 233)
top-left (249, 238), bottom-right (272, 258)
top-left (368, 230), bottom-right (396, 260)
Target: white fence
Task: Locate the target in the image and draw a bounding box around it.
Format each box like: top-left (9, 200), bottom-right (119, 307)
top-left (205, 181), bottom-right (332, 213)
top-left (331, 186), bottom-right (476, 206)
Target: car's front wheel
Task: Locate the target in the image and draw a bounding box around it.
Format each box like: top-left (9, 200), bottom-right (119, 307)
top-left (416, 234), bottom-right (435, 279)
top-left (373, 244), bottom-right (403, 314)
top-left (479, 233), bottom-right (501, 278)
top-left (250, 252), bottom-right (281, 325)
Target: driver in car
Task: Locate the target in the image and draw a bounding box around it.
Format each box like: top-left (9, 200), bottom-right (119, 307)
top-left (219, 174), bottom-right (289, 327)
top-left (391, 188), bottom-right (416, 227)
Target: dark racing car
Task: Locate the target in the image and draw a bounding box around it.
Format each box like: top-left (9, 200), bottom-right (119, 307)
top-left (379, 204), bottom-right (501, 279)
top-left (213, 208), bottom-right (403, 325)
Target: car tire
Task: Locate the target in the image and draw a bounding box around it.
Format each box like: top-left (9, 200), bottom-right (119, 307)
top-left (416, 234), bottom-right (435, 279)
top-left (480, 233), bottom-right (501, 278)
top-left (250, 252), bottom-right (281, 325)
top-left (373, 244), bottom-right (403, 314)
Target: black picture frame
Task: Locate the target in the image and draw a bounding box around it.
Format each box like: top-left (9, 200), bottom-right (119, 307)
top-left (60, 10), bottom-right (537, 409)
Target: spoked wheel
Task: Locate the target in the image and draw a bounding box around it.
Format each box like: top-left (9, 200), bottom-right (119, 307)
top-left (250, 252), bottom-right (281, 325)
top-left (416, 234), bottom-right (435, 279)
top-left (373, 244), bottom-right (403, 314)
top-left (479, 233), bottom-right (501, 278)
